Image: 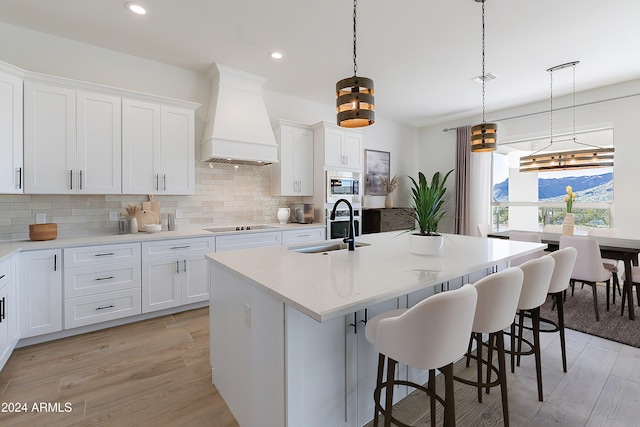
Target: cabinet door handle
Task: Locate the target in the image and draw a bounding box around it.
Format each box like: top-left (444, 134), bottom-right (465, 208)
top-left (156, 174), bottom-right (159, 191)
top-left (95, 304), bottom-right (115, 311)
top-left (69, 170), bottom-right (73, 190)
top-left (349, 312), bottom-right (358, 334)
top-left (176, 260), bottom-right (180, 274)
top-left (17, 167), bottom-right (22, 189)
top-left (79, 170), bottom-right (83, 190)
top-left (94, 253), bottom-right (115, 257)
top-left (183, 260), bottom-right (187, 273)
top-left (54, 254), bottom-right (57, 271)
top-left (0, 296), bottom-right (5, 322)
top-left (171, 246), bottom-right (191, 250)
top-left (163, 174), bottom-right (167, 191)
top-left (360, 308), bottom-right (368, 325)
top-left (0, 274), bottom-right (5, 280)
top-left (95, 276), bottom-right (115, 281)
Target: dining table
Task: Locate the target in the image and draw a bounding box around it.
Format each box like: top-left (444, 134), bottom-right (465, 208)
top-left (488, 230), bottom-right (640, 320)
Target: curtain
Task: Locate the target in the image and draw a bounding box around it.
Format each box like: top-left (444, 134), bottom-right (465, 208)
top-left (454, 126), bottom-right (471, 235)
top-left (454, 126), bottom-right (493, 236)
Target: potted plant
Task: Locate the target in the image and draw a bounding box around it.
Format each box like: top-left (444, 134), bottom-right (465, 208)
top-left (407, 169), bottom-right (453, 255)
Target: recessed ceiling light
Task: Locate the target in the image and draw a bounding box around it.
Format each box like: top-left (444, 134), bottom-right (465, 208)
top-left (126, 3), bottom-right (147, 15)
top-left (269, 51), bottom-right (284, 60)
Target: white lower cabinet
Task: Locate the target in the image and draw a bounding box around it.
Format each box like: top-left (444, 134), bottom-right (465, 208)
top-left (65, 288), bottom-right (141, 329)
top-left (0, 255), bottom-right (18, 370)
top-left (63, 243), bottom-right (142, 329)
top-left (18, 249), bottom-right (62, 338)
top-left (142, 237), bottom-right (214, 313)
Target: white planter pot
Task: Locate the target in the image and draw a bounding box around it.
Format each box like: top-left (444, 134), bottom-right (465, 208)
top-left (409, 233), bottom-right (444, 256)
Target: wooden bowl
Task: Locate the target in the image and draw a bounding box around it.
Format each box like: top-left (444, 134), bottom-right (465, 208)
top-left (29, 223), bottom-right (58, 241)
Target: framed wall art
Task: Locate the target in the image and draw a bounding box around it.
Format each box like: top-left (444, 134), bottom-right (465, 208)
top-left (364, 149), bottom-right (390, 195)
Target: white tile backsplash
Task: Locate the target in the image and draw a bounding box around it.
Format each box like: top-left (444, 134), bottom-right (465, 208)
top-left (0, 163), bottom-right (303, 241)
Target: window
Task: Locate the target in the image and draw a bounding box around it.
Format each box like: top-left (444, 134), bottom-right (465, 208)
top-left (491, 128), bottom-right (614, 231)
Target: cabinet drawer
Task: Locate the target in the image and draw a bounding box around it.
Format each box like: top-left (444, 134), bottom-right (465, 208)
top-left (282, 228), bottom-right (326, 245)
top-left (64, 243), bottom-right (141, 267)
top-left (216, 232), bottom-right (281, 252)
top-left (142, 237), bottom-right (214, 259)
top-left (64, 261), bottom-right (141, 298)
top-left (64, 288), bottom-right (141, 329)
top-left (0, 258), bottom-right (9, 287)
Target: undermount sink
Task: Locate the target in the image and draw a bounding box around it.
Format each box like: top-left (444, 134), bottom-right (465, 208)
top-left (288, 241), bottom-right (371, 254)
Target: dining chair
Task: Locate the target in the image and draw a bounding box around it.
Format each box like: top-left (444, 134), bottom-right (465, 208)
top-left (543, 224), bottom-right (563, 233)
top-left (509, 255), bottom-right (555, 402)
top-left (365, 284), bottom-right (478, 427)
top-left (586, 227), bottom-right (622, 302)
top-left (560, 235), bottom-right (613, 321)
top-left (508, 231), bottom-right (545, 266)
top-left (477, 223), bottom-right (493, 238)
top-left (621, 266), bottom-right (640, 314)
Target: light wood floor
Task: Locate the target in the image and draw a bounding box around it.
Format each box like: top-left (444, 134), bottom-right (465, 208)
top-left (0, 308), bottom-right (238, 427)
top-left (2, 307), bottom-right (640, 426)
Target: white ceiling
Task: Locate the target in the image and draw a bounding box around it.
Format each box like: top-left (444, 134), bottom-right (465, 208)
top-left (1, 0), bottom-right (639, 127)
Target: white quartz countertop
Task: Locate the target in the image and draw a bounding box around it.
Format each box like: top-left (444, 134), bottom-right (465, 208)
top-left (0, 223), bottom-right (325, 262)
top-left (206, 232), bottom-right (546, 322)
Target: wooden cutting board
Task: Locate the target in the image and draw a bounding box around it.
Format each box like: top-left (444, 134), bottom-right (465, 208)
top-left (134, 210), bottom-right (160, 231)
top-left (142, 195), bottom-right (161, 221)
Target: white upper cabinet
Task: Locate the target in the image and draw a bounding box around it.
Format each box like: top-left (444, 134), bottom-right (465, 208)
top-left (76, 91), bottom-right (122, 194)
top-left (122, 99), bottom-right (195, 195)
top-left (271, 120), bottom-right (314, 196)
top-left (24, 81), bottom-right (121, 194)
top-left (313, 122), bottom-right (362, 170)
top-left (0, 67), bottom-right (23, 194)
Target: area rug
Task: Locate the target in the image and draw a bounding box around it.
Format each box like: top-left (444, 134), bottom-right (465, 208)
top-left (539, 283), bottom-right (640, 348)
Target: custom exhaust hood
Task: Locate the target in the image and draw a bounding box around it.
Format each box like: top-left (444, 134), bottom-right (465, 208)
top-left (200, 64), bottom-right (278, 166)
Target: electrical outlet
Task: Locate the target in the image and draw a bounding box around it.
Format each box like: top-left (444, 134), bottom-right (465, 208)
top-left (175, 209), bottom-right (183, 219)
top-left (244, 303), bottom-right (251, 328)
top-left (35, 213), bottom-right (46, 224)
top-left (109, 211), bottom-right (118, 221)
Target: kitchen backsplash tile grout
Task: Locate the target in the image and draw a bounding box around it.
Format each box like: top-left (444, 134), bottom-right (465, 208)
top-left (0, 163), bottom-right (303, 241)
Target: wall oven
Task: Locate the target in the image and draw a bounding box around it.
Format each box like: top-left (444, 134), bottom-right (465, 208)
top-left (326, 170), bottom-right (360, 204)
top-left (328, 208), bottom-right (360, 239)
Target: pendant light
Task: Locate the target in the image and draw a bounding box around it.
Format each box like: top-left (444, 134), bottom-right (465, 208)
top-left (471, 0), bottom-right (497, 152)
top-left (336, 0), bottom-right (375, 128)
top-left (519, 61), bottom-right (615, 172)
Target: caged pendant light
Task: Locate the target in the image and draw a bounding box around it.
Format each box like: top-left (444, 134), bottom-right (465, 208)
top-left (471, 0), bottom-right (497, 152)
top-left (519, 61), bottom-right (615, 172)
top-left (336, 0), bottom-right (375, 128)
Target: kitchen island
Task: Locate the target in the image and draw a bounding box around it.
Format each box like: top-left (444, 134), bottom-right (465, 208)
top-left (206, 232), bottom-right (545, 427)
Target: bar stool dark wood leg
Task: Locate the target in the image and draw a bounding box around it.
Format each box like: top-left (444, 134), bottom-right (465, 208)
top-left (555, 291), bottom-right (567, 372)
top-left (384, 358), bottom-right (396, 427)
top-left (442, 363), bottom-right (456, 427)
top-left (373, 353), bottom-right (385, 426)
top-left (496, 331), bottom-right (510, 427)
top-left (532, 307), bottom-right (543, 402)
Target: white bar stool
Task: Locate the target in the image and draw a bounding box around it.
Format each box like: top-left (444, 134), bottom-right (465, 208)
top-left (508, 255), bottom-right (555, 402)
top-left (540, 247), bottom-right (577, 372)
top-left (454, 267), bottom-right (524, 427)
top-left (365, 284), bottom-right (478, 427)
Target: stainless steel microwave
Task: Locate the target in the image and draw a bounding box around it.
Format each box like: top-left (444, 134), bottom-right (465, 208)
top-left (326, 171), bottom-right (360, 203)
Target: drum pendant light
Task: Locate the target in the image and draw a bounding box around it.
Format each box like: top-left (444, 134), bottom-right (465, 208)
top-left (336, 0), bottom-right (375, 128)
top-left (471, 0), bottom-right (497, 152)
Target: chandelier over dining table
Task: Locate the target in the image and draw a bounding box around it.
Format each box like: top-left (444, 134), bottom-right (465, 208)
top-left (519, 61), bottom-right (614, 172)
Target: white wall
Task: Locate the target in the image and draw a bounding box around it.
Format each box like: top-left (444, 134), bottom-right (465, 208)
top-left (419, 78), bottom-right (640, 238)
